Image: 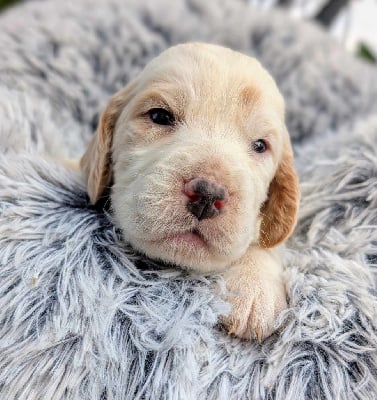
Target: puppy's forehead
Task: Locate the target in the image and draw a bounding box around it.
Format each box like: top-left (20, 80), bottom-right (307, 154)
top-left (138, 43), bottom-right (283, 110)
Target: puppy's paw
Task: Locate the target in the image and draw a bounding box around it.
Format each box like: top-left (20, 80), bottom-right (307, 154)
top-left (223, 275), bottom-right (287, 342)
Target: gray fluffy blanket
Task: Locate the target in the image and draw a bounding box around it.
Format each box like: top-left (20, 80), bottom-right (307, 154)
top-left (1, 0), bottom-right (377, 399)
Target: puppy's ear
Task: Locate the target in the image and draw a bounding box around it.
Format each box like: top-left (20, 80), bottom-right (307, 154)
top-left (80, 84), bottom-right (135, 204)
top-left (259, 141), bottom-right (300, 248)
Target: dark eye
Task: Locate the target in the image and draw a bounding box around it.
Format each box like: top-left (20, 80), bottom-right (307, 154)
top-left (252, 139), bottom-right (267, 153)
top-left (148, 108), bottom-right (175, 126)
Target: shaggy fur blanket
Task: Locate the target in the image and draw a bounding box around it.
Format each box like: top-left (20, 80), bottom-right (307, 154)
top-left (1, 0), bottom-right (377, 399)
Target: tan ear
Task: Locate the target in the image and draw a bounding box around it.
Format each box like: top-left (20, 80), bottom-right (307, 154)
top-left (80, 84), bottom-right (135, 204)
top-left (259, 143), bottom-right (300, 248)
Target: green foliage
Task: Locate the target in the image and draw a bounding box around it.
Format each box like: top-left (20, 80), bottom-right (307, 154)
top-left (357, 43), bottom-right (377, 64)
top-left (0, 0), bottom-right (19, 11)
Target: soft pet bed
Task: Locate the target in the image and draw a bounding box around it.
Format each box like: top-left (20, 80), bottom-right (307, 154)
top-left (0, 0), bottom-right (377, 399)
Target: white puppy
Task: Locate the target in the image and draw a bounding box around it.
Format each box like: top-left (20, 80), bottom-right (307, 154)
top-left (80, 43), bottom-right (300, 341)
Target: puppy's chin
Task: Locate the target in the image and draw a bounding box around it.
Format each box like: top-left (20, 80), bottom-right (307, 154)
top-left (123, 229), bottom-right (252, 273)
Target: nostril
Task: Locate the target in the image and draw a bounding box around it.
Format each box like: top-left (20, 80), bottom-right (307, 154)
top-left (184, 182), bottom-right (193, 196)
top-left (213, 199), bottom-right (225, 210)
top-left (184, 181), bottom-right (202, 202)
top-left (186, 192), bottom-right (202, 203)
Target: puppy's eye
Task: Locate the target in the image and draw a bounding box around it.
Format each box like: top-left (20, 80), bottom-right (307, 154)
top-left (148, 108), bottom-right (175, 126)
top-left (252, 139), bottom-right (267, 153)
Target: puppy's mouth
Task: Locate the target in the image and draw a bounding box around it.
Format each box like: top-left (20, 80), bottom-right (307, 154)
top-left (166, 228), bottom-right (207, 247)
top-left (150, 228), bottom-right (209, 249)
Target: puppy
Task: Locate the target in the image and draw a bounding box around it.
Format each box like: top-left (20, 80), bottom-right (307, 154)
top-left (80, 43), bottom-right (300, 341)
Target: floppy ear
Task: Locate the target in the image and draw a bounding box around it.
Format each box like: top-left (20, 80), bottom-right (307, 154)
top-left (259, 142), bottom-right (300, 248)
top-left (80, 84), bottom-right (135, 204)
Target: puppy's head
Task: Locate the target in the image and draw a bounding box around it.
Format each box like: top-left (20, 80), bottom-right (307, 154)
top-left (81, 43), bottom-right (299, 273)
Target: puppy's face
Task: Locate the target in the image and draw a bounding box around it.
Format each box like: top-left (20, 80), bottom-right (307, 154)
top-left (81, 43), bottom-right (299, 273)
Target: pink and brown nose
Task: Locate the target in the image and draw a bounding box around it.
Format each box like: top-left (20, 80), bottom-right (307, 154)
top-left (184, 178), bottom-right (229, 220)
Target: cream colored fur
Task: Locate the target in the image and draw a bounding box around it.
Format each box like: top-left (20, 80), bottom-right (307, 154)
top-left (80, 43), bottom-right (300, 340)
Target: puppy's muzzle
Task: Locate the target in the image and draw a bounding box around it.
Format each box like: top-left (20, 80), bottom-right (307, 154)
top-left (184, 178), bottom-right (229, 221)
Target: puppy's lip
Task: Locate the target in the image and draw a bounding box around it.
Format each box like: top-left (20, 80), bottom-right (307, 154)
top-left (151, 229), bottom-right (209, 248)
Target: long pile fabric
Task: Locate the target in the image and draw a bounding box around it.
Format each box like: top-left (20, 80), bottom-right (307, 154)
top-left (0, 0), bottom-right (377, 399)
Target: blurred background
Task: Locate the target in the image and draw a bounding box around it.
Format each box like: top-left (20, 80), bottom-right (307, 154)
top-left (250, 0), bottom-right (377, 63)
top-left (0, 0), bottom-right (375, 64)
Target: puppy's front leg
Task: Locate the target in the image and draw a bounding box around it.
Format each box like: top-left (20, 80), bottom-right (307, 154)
top-left (222, 246), bottom-right (287, 341)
